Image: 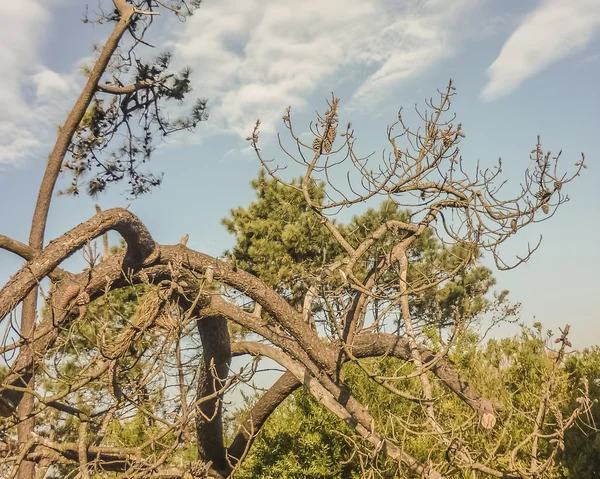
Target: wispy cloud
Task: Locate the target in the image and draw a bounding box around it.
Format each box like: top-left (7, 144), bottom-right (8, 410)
top-left (170, 0), bottom-right (482, 141)
top-left (0, 0), bottom-right (79, 166)
top-left (482, 0), bottom-right (600, 101)
top-left (351, 0), bottom-right (481, 108)
top-left (1, 0), bottom-right (485, 165)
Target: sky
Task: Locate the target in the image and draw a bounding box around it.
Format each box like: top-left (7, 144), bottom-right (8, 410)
top-left (0, 0), bottom-right (599, 348)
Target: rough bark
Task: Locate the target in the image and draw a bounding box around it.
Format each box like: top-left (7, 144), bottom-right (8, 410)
top-left (16, 4), bottom-right (136, 474)
top-left (226, 371), bottom-right (300, 468)
top-left (0, 208), bottom-right (156, 323)
top-left (231, 341), bottom-right (444, 479)
top-left (0, 211), bottom-right (503, 478)
top-left (195, 315), bottom-right (231, 474)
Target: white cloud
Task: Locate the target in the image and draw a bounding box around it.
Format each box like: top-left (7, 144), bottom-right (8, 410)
top-left (0, 0), bottom-right (79, 165)
top-left (0, 1), bottom-right (48, 120)
top-left (170, 0), bottom-right (481, 141)
top-left (0, 123), bottom-right (41, 166)
top-left (482, 0), bottom-right (600, 101)
top-left (351, 0), bottom-right (481, 107)
top-left (0, 0), bottom-right (485, 164)
top-left (33, 69), bottom-right (77, 98)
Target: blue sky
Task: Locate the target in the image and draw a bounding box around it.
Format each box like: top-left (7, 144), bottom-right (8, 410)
top-left (1, 0), bottom-right (599, 347)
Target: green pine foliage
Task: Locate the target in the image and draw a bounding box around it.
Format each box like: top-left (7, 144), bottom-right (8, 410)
top-left (223, 170), bottom-right (500, 329)
top-left (235, 389), bottom-right (360, 479)
top-left (222, 170), bottom-right (343, 308)
top-left (224, 170), bottom-right (597, 478)
top-left (235, 326), bottom-right (598, 479)
top-left (34, 170), bottom-right (598, 478)
top-left (562, 346), bottom-right (600, 477)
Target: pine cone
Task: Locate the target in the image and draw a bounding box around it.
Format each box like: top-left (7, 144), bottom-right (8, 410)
top-left (534, 189), bottom-right (551, 200)
top-left (326, 124), bottom-right (337, 144)
top-left (542, 203), bottom-right (550, 214)
top-left (188, 460), bottom-right (211, 478)
top-left (312, 137), bottom-right (322, 152)
top-left (76, 291), bottom-right (90, 306)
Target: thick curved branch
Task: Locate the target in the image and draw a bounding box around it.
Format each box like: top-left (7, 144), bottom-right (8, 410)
top-left (1, 239), bottom-right (317, 416)
top-left (1, 239), bottom-right (323, 418)
top-left (0, 208), bottom-right (155, 323)
top-left (0, 244), bottom-right (499, 430)
top-left (231, 341), bottom-right (444, 479)
top-left (0, 260), bottom-right (171, 416)
top-left (161, 245), bottom-right (335, 371)
top-left (226, 370), bottom-right (300, 470)
top-left (0, 235), bottom-right (68, 282)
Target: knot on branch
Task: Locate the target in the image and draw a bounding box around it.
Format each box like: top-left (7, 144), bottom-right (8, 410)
top-left (141, 242), bottom-right (161, 266)
top-left (478, 399), bottom-right (503, 431)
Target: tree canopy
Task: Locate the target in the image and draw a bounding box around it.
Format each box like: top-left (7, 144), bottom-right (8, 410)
top-left (236, 325), bottom-right (600, 479)
top-left (0, 2), bottom-right (595, 478)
